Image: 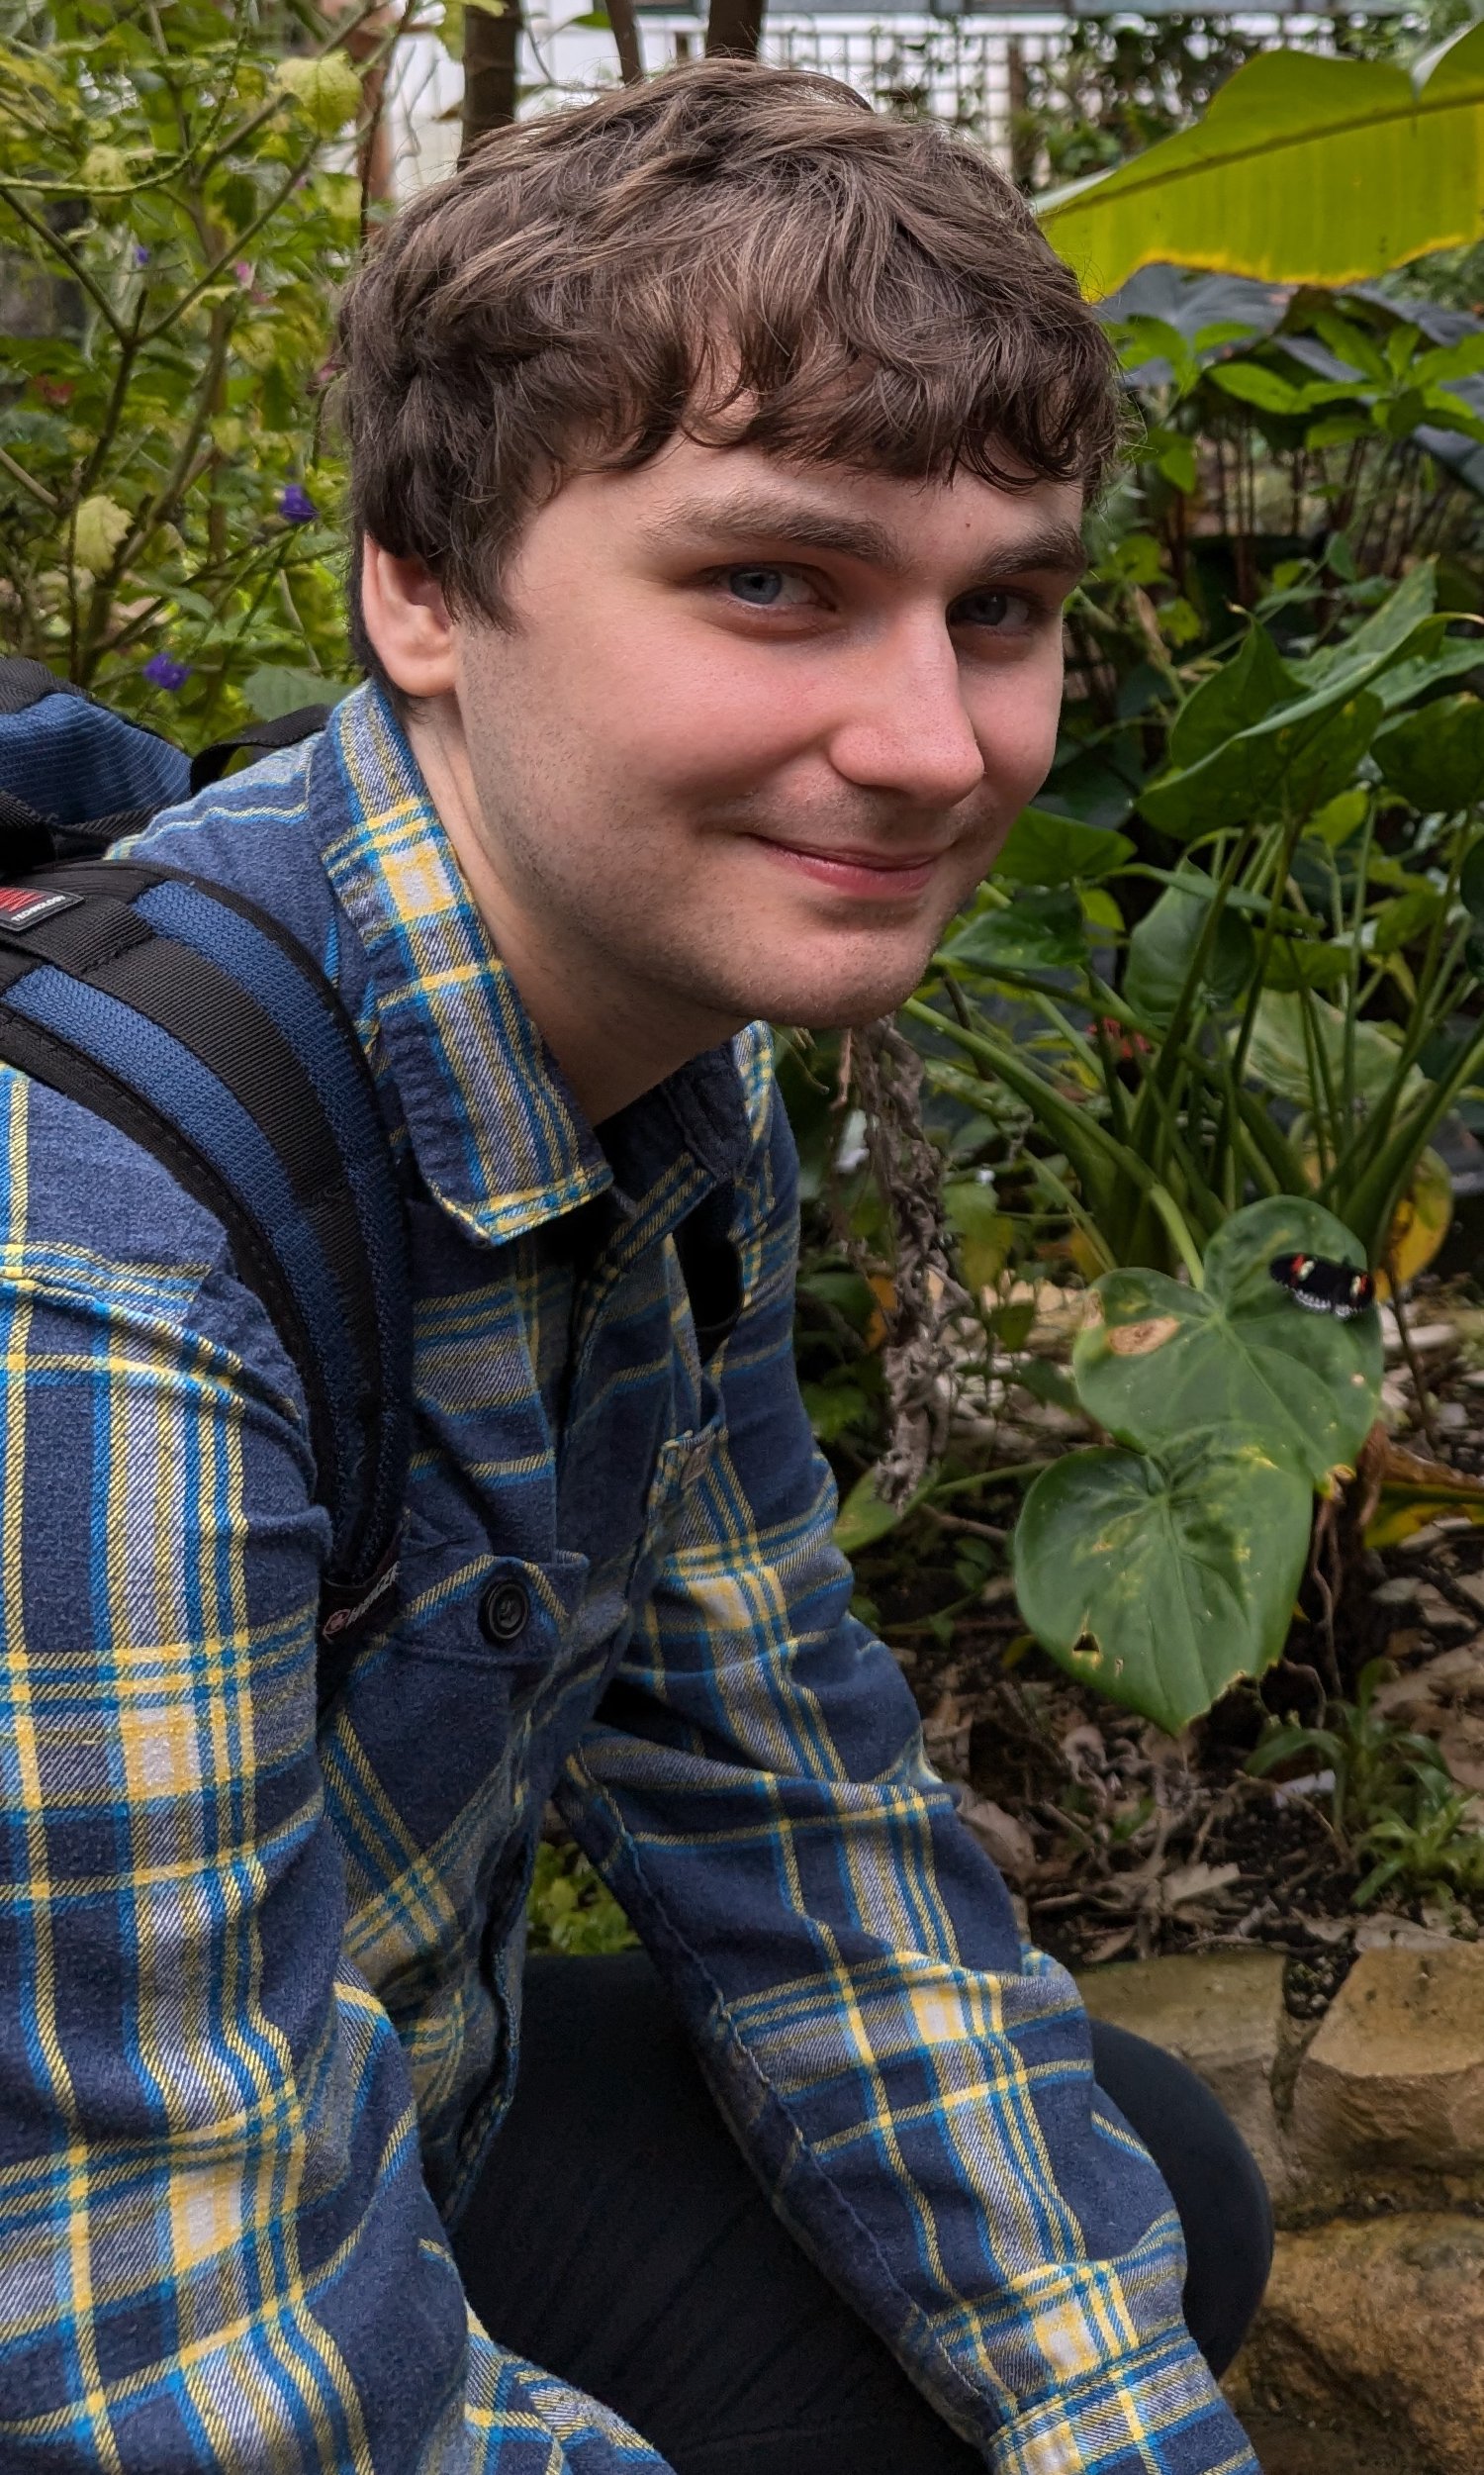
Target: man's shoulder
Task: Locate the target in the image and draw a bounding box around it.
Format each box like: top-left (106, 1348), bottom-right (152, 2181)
top-left (127, 716), bottom-right (347, 977)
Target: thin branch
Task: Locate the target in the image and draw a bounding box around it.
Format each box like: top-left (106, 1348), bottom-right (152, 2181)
top-left (140, 143), bottom-right (321, 344)
top-left (0, 181), bottom-right (127, 339)
top-left (0, 446), bottom-right (56, 513)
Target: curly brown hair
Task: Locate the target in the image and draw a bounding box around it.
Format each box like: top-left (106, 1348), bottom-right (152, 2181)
top-left (335, 59), bottom-right (1120, 669)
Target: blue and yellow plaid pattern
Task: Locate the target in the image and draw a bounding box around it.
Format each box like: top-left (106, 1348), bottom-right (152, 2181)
top-left (0, 686), bottom-right (1256, 2472)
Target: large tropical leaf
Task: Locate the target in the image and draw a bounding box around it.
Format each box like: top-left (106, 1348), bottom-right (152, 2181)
top-left (1013, 1432), bottom-right (1313, 1734)
top-left (1042, 26), bottom-right (1484, 300)
top-left (1072, 1194), bottom-right (1383, 1485)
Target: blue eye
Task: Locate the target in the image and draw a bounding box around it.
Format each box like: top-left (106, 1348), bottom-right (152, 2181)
top-left (726, 567), bottom-right (786, 607)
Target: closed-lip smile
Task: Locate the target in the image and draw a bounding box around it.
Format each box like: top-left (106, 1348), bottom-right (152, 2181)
top-left (752, 835), bottom-right (950, 898)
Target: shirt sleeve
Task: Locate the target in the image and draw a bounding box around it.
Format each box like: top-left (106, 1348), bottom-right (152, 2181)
top-left (558, 1041), bottom-right (1260, 2475)
top-left (0, 1072), bottom-right (665, 2475)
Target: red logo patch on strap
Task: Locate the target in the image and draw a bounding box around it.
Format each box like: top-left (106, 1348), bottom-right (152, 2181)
top-left (0, 886), bottom-right (82, 929)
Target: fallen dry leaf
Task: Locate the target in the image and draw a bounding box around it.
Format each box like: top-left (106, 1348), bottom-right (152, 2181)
top-left (958, 1794), bottom-right (1038, 1882)
top-left (1159, 1860), bottom-right (1242, 1912)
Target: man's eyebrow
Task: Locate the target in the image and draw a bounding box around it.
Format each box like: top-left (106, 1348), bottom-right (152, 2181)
top-left (642, 491), bottom-right (1088, 589)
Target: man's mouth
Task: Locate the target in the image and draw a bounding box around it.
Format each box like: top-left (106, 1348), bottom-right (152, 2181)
top-left (751, 837), bottom-right (948, 902)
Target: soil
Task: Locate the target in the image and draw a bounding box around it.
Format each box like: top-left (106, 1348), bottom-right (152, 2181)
top-left (856, 1274), bottom-right (1484, 1983)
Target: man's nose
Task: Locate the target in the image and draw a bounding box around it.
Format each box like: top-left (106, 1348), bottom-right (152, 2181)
top-left (825, 621), bottom-right (986, 813)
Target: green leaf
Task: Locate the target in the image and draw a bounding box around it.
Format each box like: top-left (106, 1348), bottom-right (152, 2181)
top-left (941, 888), bottom-right (1086, 975)
top-left (72, 494), bottom-right (132, 576)
top-left (1374, 694), bottom-right (1484, 813)
top-left (943, 1182), bottom-right (1012, 1292)
top-left (240, 665), bottom-right (354, 720)
top-left (272, 53), bottom-right (363, 139)
top-left (1039, 27), bottom-right (1484, 298)
top-left (800, 1380), bottom-right (871, 1445)
top-left (1307, 786), bottom-right (1369, 847)
top-left (1207, 362), bottom-right (1305, 415)
top-left (1243, 988), bottom-right (1429, 1114)
top-left (833, 1466), bottom-right (926, 1555)
top-left (1261, 937), bottom-right (1353, 993)
top-left (1167, 622), bottom-right (1298, 770)
top-left (994, 808), bottom-right (1134, 887)
top-left (1371, 885), bottom-right (1445, 956)
top-left (1276, 691), bottom-right (1384, 821)
top-left (1012, 1431), bottom-right (1314, 1733)
top-left (1124, 872), bottom-right (1255, 1027)
top-left (1141, 589), bottom-right (1436, 838)
top-left (1073, 1194), bottom-right (1383, 1485)
top-left (1462, 835), bottom-right (1484, 924)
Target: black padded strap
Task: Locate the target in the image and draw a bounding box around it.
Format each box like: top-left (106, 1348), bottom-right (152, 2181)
top-left (0, 658), bottom-right (71, 715)
top-left (0, 1000), bottom-right (325, 1475)
top-left (189, 706), bottom-right (331, 795)
top-left (0, 861), bottom-right (411, 1673)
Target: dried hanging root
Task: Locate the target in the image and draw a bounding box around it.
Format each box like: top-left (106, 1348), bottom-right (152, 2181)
top-left (849, 1018), bottom-right (968, 1508)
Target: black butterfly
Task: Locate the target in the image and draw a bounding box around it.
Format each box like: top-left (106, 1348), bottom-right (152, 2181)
top-left (1268, 1252), bottom-right (1376, 1320)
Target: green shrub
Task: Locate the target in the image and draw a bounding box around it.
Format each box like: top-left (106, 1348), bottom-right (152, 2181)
top-left (0, 0), bottom-right (379, 741)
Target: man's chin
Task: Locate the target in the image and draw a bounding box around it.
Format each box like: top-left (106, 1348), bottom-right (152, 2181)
top-left (768, 968), bottom-right (934, 1034)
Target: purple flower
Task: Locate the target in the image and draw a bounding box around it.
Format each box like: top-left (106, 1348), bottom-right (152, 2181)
top-left (134, 243), bottom-right (150, 268)
top-left (278, 483), bottom-right (317, 524)
top-left (142, 653), bottom-right (190, 692)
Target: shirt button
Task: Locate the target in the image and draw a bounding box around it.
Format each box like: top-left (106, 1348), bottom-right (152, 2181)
top-left (480, 1578), bottom-right (530, 1645)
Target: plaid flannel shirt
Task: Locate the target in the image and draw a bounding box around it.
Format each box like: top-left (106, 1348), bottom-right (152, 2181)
top-left (0, 684), bottom-right (1258, 2475)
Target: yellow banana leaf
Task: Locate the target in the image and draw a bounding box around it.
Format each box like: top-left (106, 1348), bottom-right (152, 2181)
top-left (1041, 25), bottom-right (1484, 300)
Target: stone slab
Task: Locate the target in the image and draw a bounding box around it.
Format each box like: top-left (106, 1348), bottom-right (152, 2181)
top-left (1292, 1941), bottom-right (1484, 2176)
top-left (1232, 2214), bottom-right (1484, 2475)
top-left (1076, 1950), bottom-right (1288, 2195)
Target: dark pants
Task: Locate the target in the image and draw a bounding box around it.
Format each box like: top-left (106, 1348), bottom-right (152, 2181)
top-left (453, 1952), bottom-right (1273, 2475)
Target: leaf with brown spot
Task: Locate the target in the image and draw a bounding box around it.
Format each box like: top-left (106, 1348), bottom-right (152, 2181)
top-left (1074, 1196), bottom-right (1381, 1487)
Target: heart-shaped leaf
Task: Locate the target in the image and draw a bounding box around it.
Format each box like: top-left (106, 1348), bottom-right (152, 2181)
top-left (941, 888), bottom-right (1086, 975)
top-left (994, 809), bottom-right (1135, 887)
top-left (1124, 872), bottom-right (1255, 1026)
top-left (1374, 694), bottom-right (1484, 815)
top-left (1242, 989), bottom-right (1429, 1114)
top-left (1074, 1195), bottom-right (1382, 1484)
top-left (1013, 1431), bottom-right (1313, 1734)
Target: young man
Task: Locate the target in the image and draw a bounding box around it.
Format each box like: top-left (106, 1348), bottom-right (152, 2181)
top-left (0, 61), bottom-right (1269, 2475)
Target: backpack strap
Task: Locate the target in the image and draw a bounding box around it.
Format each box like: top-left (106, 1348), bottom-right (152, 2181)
top-left (0, 855), bottom-right (412, 1703)
top-left (190, 707), bottom-right (332, 797)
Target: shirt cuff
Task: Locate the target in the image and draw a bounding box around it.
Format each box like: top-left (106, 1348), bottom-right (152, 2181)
top-left (986, 2332), bottom-right (1259, 2475)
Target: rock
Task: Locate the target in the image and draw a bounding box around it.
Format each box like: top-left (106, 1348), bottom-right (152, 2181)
top-left (1292, 1943), bottom-right (1484, 2181)
top-left (1230, 2214), bottom-right (1484, 2475)
top-left (1373, 1642), bottom-right (1484, 1725)
top-left (1435, 1398), bottom-right (1470, 1432)
top-left (1373, 1572), bottom-right (1425, 1607)
top-left (1452, 1569), bottom-right (1484, 1614)
top-left (1353, 1912), bottom-right (1457, 1954)
top-left (1414, 1583), bottom-right (1475, 1633)
top-left (1076, 1949), bottom-right (1288, 2195)
top-left (1438, 1711), bottom-right (1484, 1791)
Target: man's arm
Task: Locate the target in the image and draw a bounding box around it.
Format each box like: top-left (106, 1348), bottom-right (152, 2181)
top-left (558, 1036), bottom-right (1258, 2475)
top-left (0, 1071), bottom-right (663, 2475)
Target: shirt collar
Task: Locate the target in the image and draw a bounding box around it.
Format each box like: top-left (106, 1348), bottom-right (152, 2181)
top-left (313, 685), bottom-right (750, 1247)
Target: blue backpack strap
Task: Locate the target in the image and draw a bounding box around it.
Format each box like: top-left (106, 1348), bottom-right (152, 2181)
top-left (0, 855), bottom-right (412, 1699)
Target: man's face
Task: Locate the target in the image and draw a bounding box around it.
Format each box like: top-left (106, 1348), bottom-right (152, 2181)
top-left (436, 435), bottom-right (1083, 1044)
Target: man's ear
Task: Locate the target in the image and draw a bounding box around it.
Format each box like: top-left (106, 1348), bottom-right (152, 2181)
top-left (358, 535), bottom-right (459, 698)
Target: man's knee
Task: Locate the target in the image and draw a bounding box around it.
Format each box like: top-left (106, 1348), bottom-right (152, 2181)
top-left (1089, 2017), bottom-right (1274, 2375)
